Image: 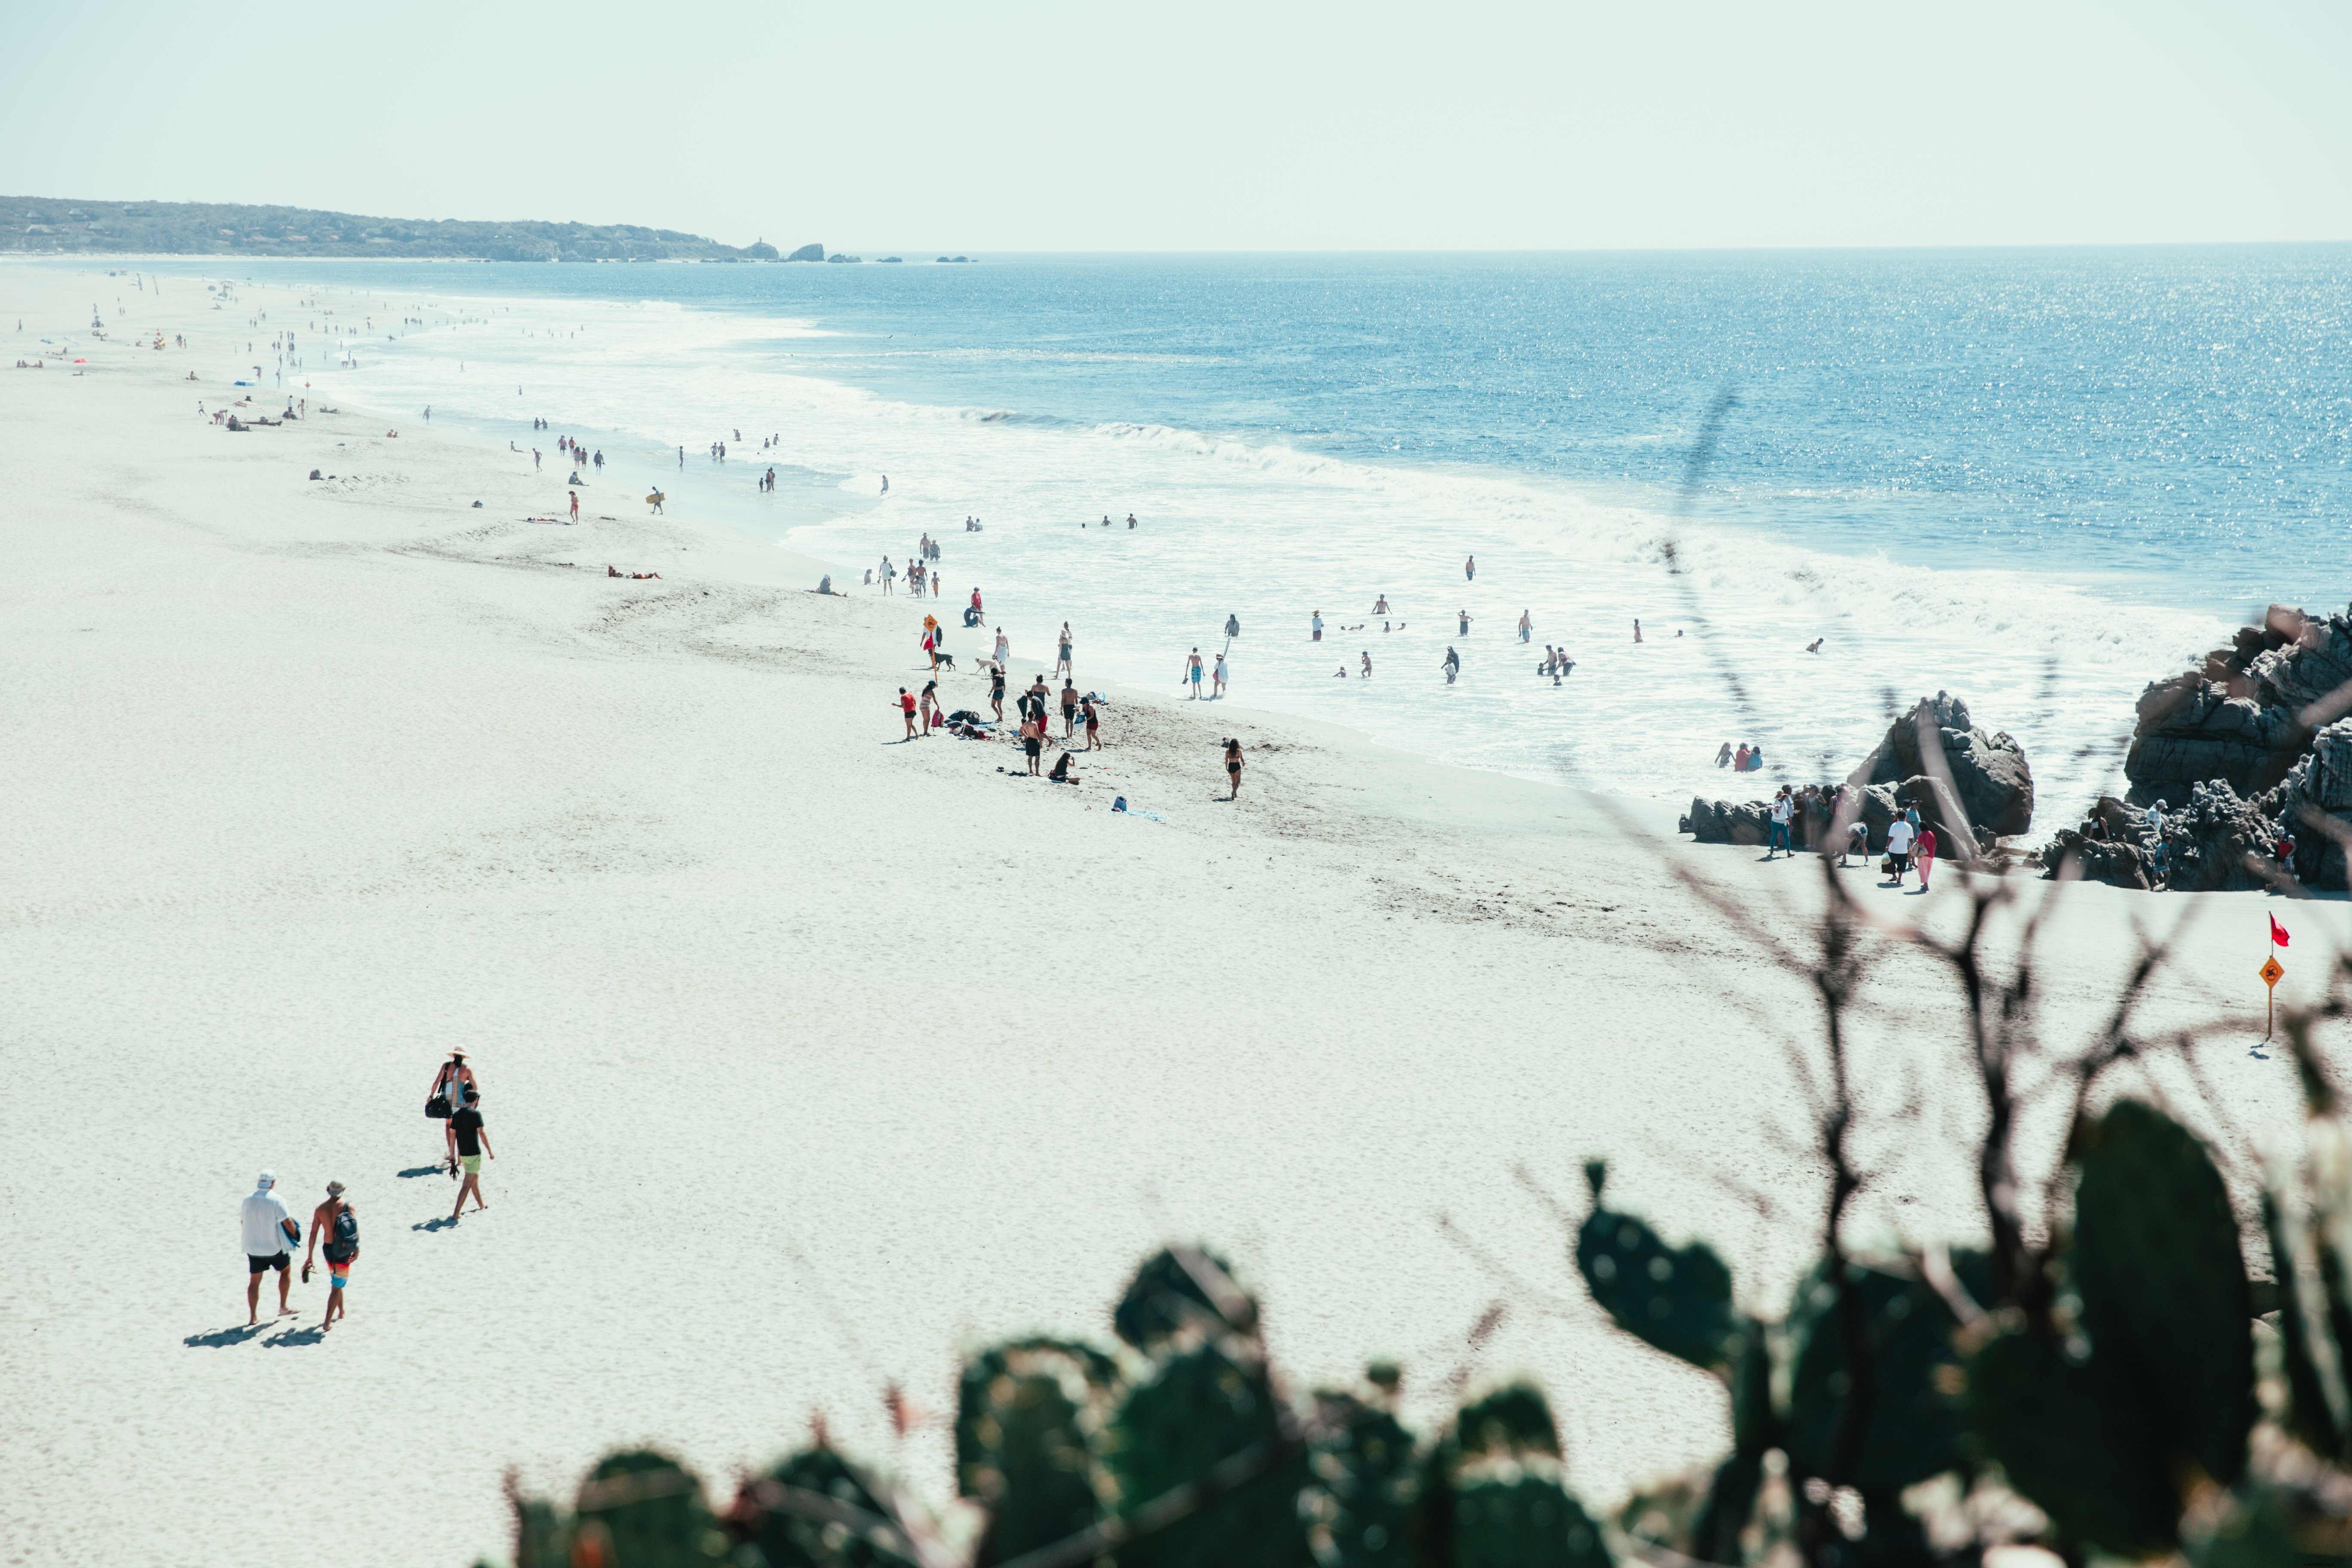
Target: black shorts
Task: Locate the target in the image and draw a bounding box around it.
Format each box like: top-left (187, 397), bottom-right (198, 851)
top-left (1024, 738), bottom-right (1041, 756)
top-left (248, 1252), bottom-right (289, 1274)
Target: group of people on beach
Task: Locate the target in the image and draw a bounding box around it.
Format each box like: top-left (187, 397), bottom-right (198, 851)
top-left (234, 1050), bottom-right (493, 1334)
top-left (1748, 782), bottom-right (1940, 891)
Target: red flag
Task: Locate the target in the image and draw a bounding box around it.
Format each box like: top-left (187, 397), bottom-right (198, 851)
top-left (2272, 915), bottom-right (2292, 948)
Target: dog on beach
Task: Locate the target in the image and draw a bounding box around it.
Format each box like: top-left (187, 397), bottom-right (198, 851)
top-left (934, 652), bottom-right (958, 672)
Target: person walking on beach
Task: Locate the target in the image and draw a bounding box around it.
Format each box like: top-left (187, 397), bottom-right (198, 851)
top-left (449, 1089), bottom-right (492, 1223)
top-left (242, 1172), bottom-right (300, 1324)
top-left (991, 628), bottom-right (1010, 669)
top-left (1056, 623), bottom-right (1073, 678)
top-left (898, 687), bottom-right (919, 739)
top-left (1224, 738), bottom-right (1244, 800)
top-left (1213, 651), bottom-right (1228, 698)
top-left (920, 679), bottom-right (940, 732)
top-left (533, 448), bottom-right (542, 472)
top-left (568, 491), bottom-right (579, 523)
top-left (1081, 695), bottom-right (1102, 750)
top-left (1184, 648), bottom-right (1205, 698)
top-left (1518, 610), bottom-right (1532, 642)
top-left (1311, 611), bottom-right (1323, 643)
top-left (647, 490), bottom-right (665, 515)
top-left (1060, 679), bottom-right (1079, 738)
top-left (922, 615), bottom-right (940, 670)
top-left (1884, 815), bottom-right (1916, 885)
top-left (429, 1052), bottom-right (477, 1176)
top-left (987, 662), bottom-right (1007, 721)
top-left (1442, 646), bottom-right (1461, 684)
top-left (303, 1181), bottom-right (358, 1332)
top-left (1915, 824), bottom-right (1938, 891)
top-left (1767, 787), bottom-right (1793, 859)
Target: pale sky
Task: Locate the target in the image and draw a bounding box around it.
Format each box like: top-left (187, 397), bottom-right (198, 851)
top-left (4, 0), bottom-right (2347, 252)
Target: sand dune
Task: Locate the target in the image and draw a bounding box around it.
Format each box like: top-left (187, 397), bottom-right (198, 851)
top-left (0, 262), bottom-right (2336, 1568)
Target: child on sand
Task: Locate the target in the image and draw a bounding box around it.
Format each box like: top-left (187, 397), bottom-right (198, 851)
top-left (898, 687), bottom-right (918, 738)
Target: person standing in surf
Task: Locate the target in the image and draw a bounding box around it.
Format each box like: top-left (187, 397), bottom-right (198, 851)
top-left (1633, 619), bottom-right (1643, 643)
top-left (1518, 610), bottom-right (1532, 642)
top-left (1442, 646), bottom-right (1461, 684)
top-left (1184, 648), bottom-right (1205, 698)
top-left (1311, 611), bottom-right (1324, 643)
top-left (1213, 651), bottom-right (1228, 698)
top-left (1056, 623), bottom-right (1073, 678)
top-left (1464, 556), bottom-right (1476, 581)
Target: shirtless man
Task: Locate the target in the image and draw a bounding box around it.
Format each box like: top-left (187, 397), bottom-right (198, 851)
top-left (303, 1181), bottom-right (358, 1331)
top-left (1060, 679), bottom-right (1080, 737)
top-left (1372, 594), bottom-right (1390, 615)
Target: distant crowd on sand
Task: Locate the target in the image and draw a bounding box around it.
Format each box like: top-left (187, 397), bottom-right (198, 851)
top-left (1749, 782), bottom-right (1943, 892)
top-left (229, 1051), bottom-right (493, 1337)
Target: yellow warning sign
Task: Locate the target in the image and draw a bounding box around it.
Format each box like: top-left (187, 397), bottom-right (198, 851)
top-left (2262, 956), bottom-right (2285, 988)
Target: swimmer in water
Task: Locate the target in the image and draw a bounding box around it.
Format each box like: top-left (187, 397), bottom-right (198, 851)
top-left (1360, 650), bottom-right (1372, 678)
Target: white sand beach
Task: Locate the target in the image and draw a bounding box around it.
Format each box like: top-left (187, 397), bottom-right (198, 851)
top-left (2, 263), bottom-right (2342, 1568)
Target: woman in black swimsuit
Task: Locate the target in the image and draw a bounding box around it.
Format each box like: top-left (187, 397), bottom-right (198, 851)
top-left (1224, 738), bottom-right (1243, 800)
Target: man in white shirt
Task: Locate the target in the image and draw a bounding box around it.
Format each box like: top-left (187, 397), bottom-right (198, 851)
top-left (241, 1171), bottom-right (300, 1324)
top-left (1885, 816), bottom-right (1917, 884)
top-left (1768, 788), bottom-right (1794, 859)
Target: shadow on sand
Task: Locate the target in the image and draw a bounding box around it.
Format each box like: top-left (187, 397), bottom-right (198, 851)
top-left (397, 1165), bottom-right (445, 1179)
top-left (263, 1323), bottom-right (326, 1348)
top-left (411, 1216), bottom-right (459, 1233)
top-left (183, 1323), bottom-right (264, 1349)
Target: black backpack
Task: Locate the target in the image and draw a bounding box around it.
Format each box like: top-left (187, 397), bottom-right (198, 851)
top-left (324, 1205), bottom-right (359, 1263)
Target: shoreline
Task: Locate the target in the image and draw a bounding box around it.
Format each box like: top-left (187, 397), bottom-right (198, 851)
top-left (2, 260), bottom-right (2340, 1568)
top-left (13, 255), bottom-right (2230, 828)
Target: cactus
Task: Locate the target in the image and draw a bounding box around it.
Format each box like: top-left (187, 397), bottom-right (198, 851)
top-left (1302, 1379), bottom-right (1418, 1568)
top-left (1453, 1381), bottom-right (1562, 1462)
top-left (1450, 1471), bottom-right (1612, 1568)
top-left (1115, 1245), bottom-right (1254, 1351)
top-left (2070, 1099), bottom-right (2254, 1485)
top-left (1576, 1161), bottom-right (1736, 1372)
top-left (1104, 1341), bottom-right (1311, 1568)
top-left (956, 1338), bottom-right (1120, 1565)
top-left (1963, 1329), bottom-right (2179, 1556)
top-left (1784, 1259), bottom-right (1978, 1491)
top-left (572, 1450), bottom-right (727, 1568)
top-left (738, 1446), bottom-right (900, 1568)
top-left (1434, 1383), bottom-right (1611, 1568)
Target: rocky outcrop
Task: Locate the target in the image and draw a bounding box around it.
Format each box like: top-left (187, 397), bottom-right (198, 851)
top-left (1847, 692), bottom-right (2034, 838)
top-left (784, 242), bottom-right (825, 262)
top-left (2045, 778), bottom-right (2302, 893)
top-left (2124, 605), bottom-right (2352, 806)
top-left (1679, 797), bottom-right (1773, 845)
top-left (2257, 717), bottom-right (2352, 891)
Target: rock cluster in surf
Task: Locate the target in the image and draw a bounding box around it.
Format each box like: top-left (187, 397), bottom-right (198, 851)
top-left (1678, 692), bottom-right (2034, 854)
top-left (2044, 605), bottom-right (2352, 892)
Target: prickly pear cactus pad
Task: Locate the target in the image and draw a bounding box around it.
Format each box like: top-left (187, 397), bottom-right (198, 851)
top-left (2072, 1100), bottom-right (2254, 1485)
top-left (1304, 1391), bottom-right (1418, 1568)
top-left (1451, 1472), bottom-right (1612, 1568)
top-left (1963, 1329), bottom-right (2179, 1555)
top-left (1785, 1261), bottom-right (1973, 1489)
top-left (741, 1447), bottom-right (897, 1568)
top-left (571, 1450), bottom-right (726, 1568)
top-left (1105, 1343), bottom-right (1311, 1568)
top-left (1115, 1246), bottom-right (1254, 1351)
top-left (956, 1338), bottom-right (1120, 1565)
top-left (1576, 1162), bottom-right (1736, 1371)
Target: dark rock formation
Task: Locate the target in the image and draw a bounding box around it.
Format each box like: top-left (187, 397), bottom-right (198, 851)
top-left (2257, 717), bottom-right (2352, 891)
top-left (1847, 692), bottom-right (2034, 838)
top-left (2044, 778), bottom-right (2305, 893)
top-left (785, 242), bottom-right (826, 262)
top-left (1679, 797), bottom-right (1773, 846)
top-left (2124, 605), bottom-right (2352, 806)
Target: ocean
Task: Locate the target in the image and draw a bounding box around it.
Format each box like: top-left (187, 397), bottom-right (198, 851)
top-left (104, 248), bottom-right (2352, 824)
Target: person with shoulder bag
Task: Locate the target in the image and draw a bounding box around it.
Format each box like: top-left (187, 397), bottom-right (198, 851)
top-left (427, 1052), bottom-right (476, 1177)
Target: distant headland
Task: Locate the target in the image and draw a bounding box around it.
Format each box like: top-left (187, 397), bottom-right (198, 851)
top-left (0, 197), bottom-right (970, 264)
